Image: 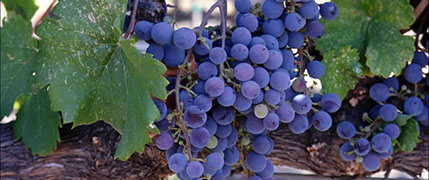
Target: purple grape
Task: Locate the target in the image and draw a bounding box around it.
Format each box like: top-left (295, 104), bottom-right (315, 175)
top-left (362, 153), bottom-right (380, 171)
top-left (336, 121), bottom-right (356, 139)
top-left (135, 21), bottom-right (153, 40)
top-left (270, 71), bottom-right (291, 91)
top-left (412, 51), bottom-right (428, 67)
top-left (241, 81), bottom-right (261, 99)
top-left (206, 153), bottom-right (224, 170)
top-left (312, 110), bottom-right (332, 131)
top-left (205, 77), bottom-right (225, 97)
top-left (264, 89), bottom-right (281, 106)
top-left (194, 37), bottom-right (212, 55)
top-left (246, 114), bottom-right (265, 134)
top-left (190, 127), bottom-right (210, 148)
top-left (404, 63), bottom-right (422, 83)
top-left (232, 27), bottom-right (252, 45)
top-left (146, 43), bottom-right (164, 61)
top-left (246, 152), bottom-right (267, 173)
top-left (197, 61), bottom-right (218, 80)
top-left (403, 96), bottom-right (424, 116)
top-left (163, 43), bottom-right (185, 67)
top-left (299, 1), bottom-right (319, 19)
top-left (287, 32), bottom-right (304, 48)
top-left (234, 0), bottom-right (251, 13)
top-left (155, 132), bottom-right (173, 150)
top-left (256, 159), bottom-right (274, 179)
top-left (321, 93), bottom-right (342, 113)
top-left (280, 49), bottom-right (295, 71)
top-left (263, 112), bottom-right (280, 131)
top-left (261, 34), bottom-right (279, 50)
top-left (288, 114), bottom-right (309, 134)
top-left (384, 124), bottom-right (400, 139)
top-left (371, 133), bottom-right (392, 153)
top-left (203, 116), bottom-right (218, 136)
top-left (151, 22), bottom-right (173, 44)
top-left (307, 61), bottom-right (325, 79)
top-left (284, 13), bottom-right (305, 32)
top-left (379, 104), bottom-right (398, 122)
top-left (216, 124), bottom-right (232, 138)
top-left (212, 106), bottom-right (235, 125)
top-left (320, 2), bottom-right (338, 21)
top-left (262, 0), bottom-right (284, 19)
top-left (291, 94), bottom-right (312, 114)
top-left (173, 27), bottom-right (196, 49)
top-left (217, 86), bottom-right (237, 107)
top-left (339, 141), bottom-right (356, 161)
top-left (168, 153), bottom-right (187, 173)
top-left (263, 50), bottom-right (283, 70)
top-left (252, 67), bottom-right (270, 88)
top-left (186, 161), bottom-right (204, 178)
top-left (354, 138), bottom-right (370, 156)
top-left (234, 92), bottom-right (253, 111)
top-left (383, 77), bottom-right (400, 91)
top-left (209, 47), bottom-right (227, 65)
top-left (194, 95), bottom-right (212, 112)
top-left (224, 147), bottom-right (240, 166)
top-left (239, 13), bottom-right (259, 32)
top-left (262, 19), bottom-right (285, 38)
top-left (252, 136), bottom-right (271, 154)
top-left (250, 37), bottom-right (266, 47)
top-left (276, 103), bottom-right (295, 123)
top-left (249, 44), bottom-right (270, 64)
top-left (277, 32), bottom-right (289, 48)
top-left (234, 63), bottom-right (255, 81)
top-left (231, 43), bottom-right (249, 61)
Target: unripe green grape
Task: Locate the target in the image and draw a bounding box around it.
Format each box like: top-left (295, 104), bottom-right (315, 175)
top-left (206, 136), bottom-right (218, 149)
top-left (254, 104), bottom-right (269, 118)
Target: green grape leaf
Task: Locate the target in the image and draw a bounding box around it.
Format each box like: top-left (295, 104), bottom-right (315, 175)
top-left (14, 86), bottom-right (61, 156)
top-left (394, 113), bottom-right (412, 127)
top-left (317, 0), bottom-right (415, 78)
top-left (2, 0), bottom-right (38, 21)
top-left (397, 119), bottom-right (419, 152)
top-left (1, 16), bottom-right (38, 118)
top-left (35, 0), bottom-right (168, 160)
top-left (321, 46), bottom-right (361, 100)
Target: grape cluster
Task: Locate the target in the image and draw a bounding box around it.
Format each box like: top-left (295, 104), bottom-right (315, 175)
top-left (337, 51), bottom-right (428, 172)
top-left (135, 0), bottom-right (340, 179)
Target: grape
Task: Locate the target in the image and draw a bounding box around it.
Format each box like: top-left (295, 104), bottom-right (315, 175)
top-left (320, 2), bottom-right (338, 21)
top-left (205, 77), bottom-right (225, 97)
top-left (276, 103), bottom-right (295, 123)
top-left (203, 163), bottom-right (216, 176)
top-left (312, 111), bottom-right (332, 132)
top-left (321, 93), bottom-right (342, 113)
top-left (289, 65), bottom-right (299, 78)
top-left (236, 13), bottom-right (244, 26)
top-left (234, 92), bottom-right (253, 111)
top-left (186, 161), bottom-right (204, 178)
top-left (277, 32), bottom-right (289, 48)
top-left (209, 47), bottom-right (227, 65)
top-left (197, 61), bottom-right (218, 80)
top-left (249, 44), bottom-right (270, 64)
top-left (412, 51), bottom-right (428, 67)
top-left (256, 159), bottom-right (274, 179)
top-left (193, 80), bottom-right (206, 95)
top-left (203, 117), bottom-right (218, 136)
top-left (415, 106), bottom-right (428, 123)
top-left (311, 93), bottom-right (323, 103)
top-left (216, 124), bottom-right (232, 138)
top-left (153, 100), bottom-right (167, 122)
top-left (246, 114), bottom-right (265, 134)
top-left (299, 1), bottom-right (319, 19)
top-left (252, 136), bottom-right (271, 154)
top-left (288, 114), bottom-right (309, 134)
top-left (135, 21), bottom-right (153, 40)
top-left (241, 81), bottom-right (261, 99)
top-left (249, 176), bottom-right (263, 180)
top-left (194, 37), bottom-right (212, 55)
top-left (224, 147), bottom-right (240, 166)
top-left (177, 171), bottom-right (191, 180)
top-left (263, 112), bottom-right (280, 131)
top-left (263, 50), bottom-right (283, 70)
top-left (206, 136), bottom-right (218, 149)
top-left (262, 19), bottom-right (285, 38)
top-left (403, 96), bottom-right (424, 116)
top-left (227, 128), bottom-right (239, 148)
top-left (379, 104), bottom-right (398, 122)
top-left (168, 153), bottom-right (188, 173)
top-left (206, 153), bottom-right (224, 171)
top-left (404, 63), bottom-right (422, 83)
top-left (264, 89), bottom-right (281, 106)
top-left (270, 71), bottom-right (291, 91)
top-left (217, 86), bottom-right (237, 107)
top-left (287, 32), bottom-right (304, 48)
top-left (211, 138), bottom-right (228, 152)
top-left (369, 105), bottom-right (382, 119)
top-left (291, 94), bottom-right (312, 114)
top-left (304, 21), bottom-right (324, 39)
top-left (384, 124), bottom-right (400, 139)
top-left (362, 153), bottom-right (380, 172)
top-left (146, 43), bottom-right (164, 61)
top-left (354, 138), bottom-right (370, 156)
top-left (166, 144), bottom-right (179, 159)
top-left (377, 146), bottom-right (393, 159)
top-left (307, 61), bottom-right (325, 79)
top-left (262, 0), bottom-right (284, 19)
top-left (383, 77), bottom-right (400, 91)
top-left (292, 77), bottom-right (306, 93)
top-left (151, 22), bottom-right (173, 44)
top-left (166, 76), bottom-right (177, 91)
top-left (212, 106), bottom-right (235, 125)
top-left (234, 0), bottom-right (251, 13)
top-left (163, 43), bottom-right (185, 67)
top-left (253, 92), bottom-right (265, 105)
top-left (336, 121), bottom-right (356, 139)
top-left (245, 152), bottom-right (267, 173)
top-left (261, 34), bottom-right (279, 50)
top-left (252, 67), bottom-right (270, 88)
top-left (371, 133), bottom-right (392, 153)
top-left (155, 132), bottom-right (174, 150)
top-left (284, 13), bottom-right (305, 32)
top-left (339, 141), bottom-right (356, 162)
top-left (194, 95), bottom-right (212, 112)
top-left (222, 165), bottom-right (232, 177)
top-left (211, 171), bottom-right (225, 180)
top-left (190, 127), bottom-right (211, 148)
top-left (234, 63), bottom-right (255, 81)
top-left (250, 37), bottom-right (266, 47)
top-left (239, 13), bottom-right (259, 33)
top-left (184, 105), bottom-right (207, 128)
top-left (280, 49), bottom-right (295, 71)
top-left (232, 27), bottom-right (252, 45)
top-left (155, 117), bottom-right (172, 132)
top-left (173, 27), bottom-right (196, 49)
top-left (231, 43), bottom-right (249, 61)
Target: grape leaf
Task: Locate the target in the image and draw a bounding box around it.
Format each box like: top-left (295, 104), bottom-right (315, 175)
top-left (14, 86), bottom-right (61, 156)
top-left (35, 0), bottom-right (168, 159)
top-left (394, 113), bottom-right (412, 127)
top-left (1, 16), bottom-right (38, 118)
top-left (317, 0), bottom-right (415, 78)
top-left (321, 46), bottom-right (361, 100)
top-left (2, 0), bottom-right (38, 21)
top-left (397, 119), bottom-right (419, 152)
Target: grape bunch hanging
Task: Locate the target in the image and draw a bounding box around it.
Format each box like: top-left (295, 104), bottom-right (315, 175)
top-left (338, 52), bottom-right (428, 172)
top-left (133, 0), bottom-right (340, 179)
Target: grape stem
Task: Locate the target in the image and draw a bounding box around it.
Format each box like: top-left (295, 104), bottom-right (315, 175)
top-left (364, 118), bottom-right (381, 139)
top-left (123, 0), bottom-right (139, 39)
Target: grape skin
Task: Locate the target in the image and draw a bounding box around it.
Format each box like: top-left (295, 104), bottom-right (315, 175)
top-left (234, 92), bottom-right (253, 111)
top-left (168, 153), bottom-right (187, 173)
top-left (262, 0), bottom-right (284, 19)
top-left (206, 153), bottom-right (224, 170)
top-left (146, 43), bottom-right (164, 61)
top-left (205, 77), bottom-right (225, 97)
top-left (155, 132), bottom-right (174, 150)
top-left (209, 47), bottom-right (228, 65)
top-left (404, 63), bottom-right (423, 83)
top-left (216, 124), bottom-right (233, 138)
top-left (234, 63), bottom-right (255, 81)
top-left (403, 96), bottom-right (424, 116)
top-left (163, 43), bottom-right (185, 67)
top-left (312, 110), bottom-right (332, 132)
top-left (383, 77), bottom-right (400, 91)
top-left (232, 27), bottom-right (252, 46)
top-left (379, 104), bottom-right (398, 122)
top-left (197, 61), bottom-right (218, 80)
top-left (291, 94), bottom-right (312, 114)
top-left (320, 2), bottom-right (339, 21)
top-left (246, 114), bottom-right (266, 134)
top-left (151, 22), bottom-right (173, 45)
top-left (252, 67), bottom-right (270, 88)
top-left (270, 71), bottom-right (291, 91)
top-left (261, 34), bottom-right (279, 50)
top-left (250, 37), bottom-right (267, 47)
top-left (234, 0), bottom-right (251, 13)
top-left (383, 124), bottom-right (400, 139)
top-left (284, 13), bottom-right (305, 32)
top-left (280, 49), bottom-right (295, 71)
top-left (371, 133), bottom-right (392, 153)
top-left (336, 121), bottom-right (356, 139)
top-left (249, 44), bottom-right (270, 64)
top-left (262, 19), bottom-right (285, 38)
top-left (194, 37), bottom-right (212, 55)
top-left (173, 27), bottom-right (196, 49)
top-left (252, 136), bottom-right (271, 154)
top-left (241, 81), bottom-right (261, 99)
top-left (194, 95), bottom-right (212, 112)
top-left (339, 141), bottom-right (356, 162)
top-left (305, 21), bottom-right (324, 39)
top-left (186, 161), bottom-right (204, 178)
top-left (256, 159), bottom-right (274, 179)
top-left (307, 61), bottom-right (325, 79)
top-left (299, 1), bottom-right (319, 19)
top-left (245, 152), bottom-right (267, 173)
top-left (190, 127), bottom-right (211, 148)
top-left (277, 32), bottom-right (289, 48)
top-left (231, 43), bottom-right (249, 61)
top-left (287, 32), bottom-right (304, 48)
top-left (212, 106), bottom-right (235, 125)
top-left (264, 89), bottom-right (281, 106)
top-left (239, 13), bottom-right (259, 33)
top-left (217, 86), bottom-right (237, 107)
top-left (276, 103), bottom-right (295, 123)
top-left (362, 153), bottom-right (380, 172)
top-left (288, 114), bottom-right (309, 134)
top-left (412, 51), bottom-right (428, 67)
top-left (263, 50), bottom-right (283, 70)
top-left (135, 21), bottom-right (153, 40)
top-left (184, 105), bottom-right (207, 128)
top-left (153, 99), bottom-right (167, 122)
top-left (263, 112), bottom-right (280, 131)
top-left (321, 93), bottom-right (342, 113)
top-left (202, 116), bottom-right (218, 136)
top-left (354, 138), bottom-right (370, 156)
top-left (224, 147), bottom-right (240, 166)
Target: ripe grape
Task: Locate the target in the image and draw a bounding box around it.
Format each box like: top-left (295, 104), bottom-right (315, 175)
top-left (168, 153), bottom-right (188, 173)
top-left (224, 147), bottom-right (240, 166)
top-left (211, 138), bottom-right (228, 152)
top-left (383, 77), bottom-right (400, 91)
top-left (211, 171), bottom-right (224, 180)
top-left (249, 44), bottom-right (270, 64)
top-left (261, 34), bottom-right (279, 50)
top-left (263, 112), bottom-right (280, 131)
top-left (292, 77), bottom-right (307, 92)
top-left (190, 127), bottom-right (211, 148)
top-left (369, 105), bottom-right (382, 119)
top-left (212, 106), bottom-right (235, 125)
top-left (415, 106), bottom-right (428, 123)
top-left (135, 21), bottom-right (153, 40)
top-left (270, 71), bottom-right (291, 91)
top-left (264, 89), bottom-right (281, 106)
top-left (288, 114), bottom-right (309, 134)
top-left (227, 128), bottom-right (239, 148)
top-left (232, 27), bottom-right (252, 45)
top-left (203, 163), bottom-right (217, 176)
top-left (184, 105), bottom-right (207, 128)
top-left (155, 132), bottom-right (174, 150)
top-left (163, 43), bottom-right (185, 67)
top-left (151, 22), bottom-right (173, 44)
top-left (291, 94), bottom-right (312, 114)
top-left (252, 67), bottom-right (270, 88)
top-left (205, 77), bottom-right (225, 97)
top-left (362, 153), bottom-right (380, 172)
top-left (206, 153), bottom-right (224, 170)
top-left (307, 61), bottom-right (325, 79)
top-left (217, 86), bottom-right (237, 107)
top-left (354, 138), bottom-right (370, 156)
top-left (249, 176), bottom-right (263, 180)
top-left (153, 100), bottom-right (167, 122)
top-left (404, 63), bottom-right (423, 83)
top-left (276, 103), bottom-right (295, 123)
top-left (194, 95), bottom-right (212, 112)
top-left (280, 49), bottom-right (295, 71)
top-left (246, 152), bottom-right (267, 172)
top-left (252, 136), bottom-right (271, 154)
top-left (173, 27), bottom-right (196, 49)
top-left (299, 1), bottom-right (319, 19)
top-left (339, 141), bottom-right (356, 162)
top-left (256, 159), bottom-right (274, 179)
top-left (403, 96), bottom-right (424, 116)
top-left (287, 32), bottom-right (304, 48)
top-left (285, 13), bottom-right (305, 32)
top-left (234, 0), bottom-right (251, 13)
top-left (336, 121), bottom-right (356, 139)
top-left (197, 61), bottom-right (218, 80)
top-left (194, 37), bottom-right (212, 55)
top-left (321, 93), bottom-right (342, 113)
top-left (262, 19), bottom-right (285, 38)
top-left (239, 13), bottom-right (259, 32)
top-left (304, 21), bottom-right (324, 39)
top-left (146, 43), bottom-right (164, 61)
top-left (262, 0), bottom-right (284, 19)
top-left (263, 50), bottom-right (283, 70)
top-left (250, 37), bottom-right (267, 47)
top-left (312, 110), bottom-right (332, 131)
top-left (383, 124), bottom-right (400, 139)
top-left (377, 146), bottom-right (393, 159)
top-left (320, 2), bottom-right (338, 21)
top-left (246, 115), bottom-right (266, 134)
top-left (412, 51), bottom-right (428, 67)
top-left (234, 92), bottom-right (253, 111)
top-left (209, 47), bottom-right (228, 65)
top-left (379, 104), bottom-right (398, 122)
top-left (231, 43), bottom-right (249, 61)
top-left (234, 63), bottom-right (255, 81)
top-left (216, 124), bottom-right (233, 138)
top-left (241, 81), bottom-right (261, 99)
top-left (371, 133), bottom-right (392, 153)
top-left (186, 161), bottom-right (204, 178)
top-left (203, 117), bottom-right (218, 136)
top-left (222, 165), bottom-right (232, 176)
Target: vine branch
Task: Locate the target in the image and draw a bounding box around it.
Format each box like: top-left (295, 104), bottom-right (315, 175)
top-left (123, 0), bottom-right (139, 39)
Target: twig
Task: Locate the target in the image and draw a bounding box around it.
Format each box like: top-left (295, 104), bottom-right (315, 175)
top-left (123, 0), bottom-right (139, 39)
top-left (167, 4), bottom-right (178, 28)
top-left (197, 0), bottom-right (223, 33)
top-left (298, 48), bottom-right (304, 76)
top-left (364, 118), bottom-right (381, 139)
top-left (414, 0), bottom-right (428, 20)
